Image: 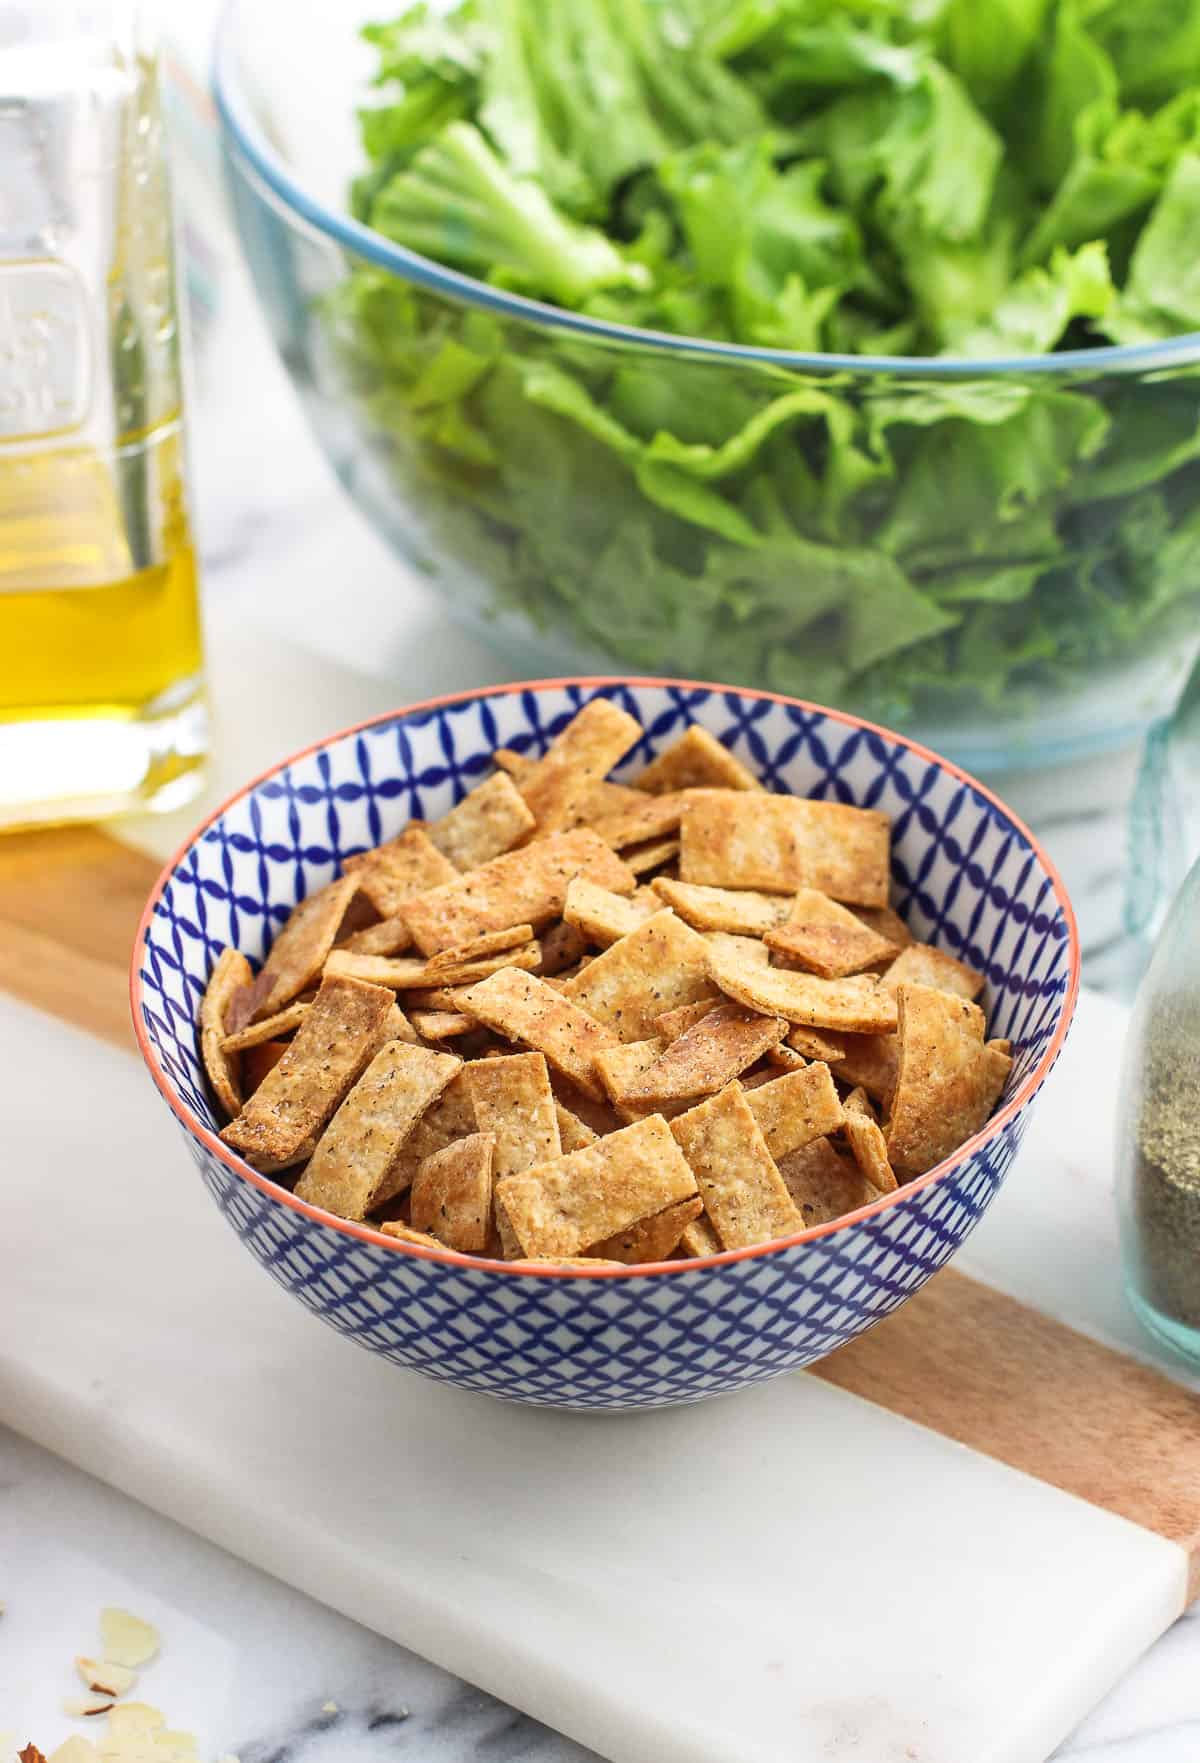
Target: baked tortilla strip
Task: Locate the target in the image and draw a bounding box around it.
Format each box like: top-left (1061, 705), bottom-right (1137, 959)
top-left (620, 1002), bottom-right (785, 1103)
top-left (834, 1031), bottom-right (900, 1106)
top-left (243, 1039), bottom-right (289, 1095)
top-left (670, 1084), bottom-right (802, 1250)
top-left (886, 984), bottom-right (1012, 1177)
top-left (786, 1023), bottom-right (849, 1064)
top-left (323, 943), bottom-right (539, 990)
top-left (344, 826), bottom-right (458, 920)
top-left (652, 878), bottom-right (793, 936)
top-left (295, 1040), bottom-right (462, 1221)
top-left (403, 984), bottom-right (476, 1011)
top-left (246, 1000), bottom-right (415, 1165)
top-left (221, 974), bottom-right (394, 1167)
top-left (466, 1052), bottom-right (563, 1178)
top-left (410, 1131), bottom-right (496, 1252)
top-left (882, 941), bottom-right (986, 1001)
top-left (467, 1051), bottom-right (563, 1258)
top-left (587, 1195), bottom-right (704, 1264)
top-left (579, 778), bottom-right (649, 820)
top-left (426, 772), bottom-right (536, 869)
top-left (380, 1221), bottom-right (444, 1250)
top-left (372, 1067), bottom-right (476, 1207)
top-left (496, 1114), bottom-right (697, 1259)
top-left (678, 1212), bottom-right (722, 1258)
top-left (563, 877), bottom-right (659, 947)
top-left (510, 1257), bottom-right (628, 1269)
top-left (704, 931), bottom-right (770, 966)
top-left (654, 999), bottom-right (720, 1041)
top-left (339, 916), bottom-right (414, 957)
top-left (763, 1043), bottom-right (809, 1073)
top-left (424, 923), bottom-right (535, 973)
top-left (635, 725), bottom-right (762, 795)
top-left (402, 829), bottom-right (637, 956)
top-left (516, 698), bottom-right (642, 833)
top-left (679, 791), bottom-right (890, 906)
top-left (623, 837), bottom-right (680, 875)
top-left (376, 998), bottom-right (421, 1046)
top-left (493, 1189), bottom-right (524, 1259)
top-left (842, 1086), bottom-right (898, 1194)
top-left (250, 871), bottom-right (363, 1021)
top-left (548, 1075), bottom-right (624, 1137)
top-left (534, 918), bottom-right (591, 976)
top-left (851, 905), bottom-right (913, 950)
top-left (594, 1038), bottom-right (673, 1122)
top-left (777, 1138), bottom-right (878, 1225)
top-left (767, 889), bottom-right (900, 979)
top-left (707, 948), bottom-right (898, 1034)
top-left (742, 1063), bottom-right (843, 1160)
top-left (221, 1000), bottom-right (309, 1054)
top-left (554, 1099), bottom-right (599, 1152)
top-left (562, 909), bottom-right (717, 1043)
top-left (201, 947), bottom-right (252, 1118)
top-left (492, 747), bottom-right (533, 780)
top-left (410, 1010), bottom-right (475, 1040)
top-left (585, 793), bottom-right (688, 851)
top-left (458, 966), bottom-right (620, 1100)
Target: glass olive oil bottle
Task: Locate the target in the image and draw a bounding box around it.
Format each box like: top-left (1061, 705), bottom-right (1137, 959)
top-left (0, 6), bottom-right (207, 827)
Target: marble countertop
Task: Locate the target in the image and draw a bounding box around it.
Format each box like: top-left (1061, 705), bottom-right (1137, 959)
top-left (2, 1415), bottom-right (1198, 1763)
top-left (4, 136), bottom-right (1199, 1763)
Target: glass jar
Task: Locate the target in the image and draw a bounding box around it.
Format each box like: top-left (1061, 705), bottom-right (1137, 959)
top-left (0, 0), bottom-right (207, 828)
top-left (1116, 851), bottom-right (1200, 1367)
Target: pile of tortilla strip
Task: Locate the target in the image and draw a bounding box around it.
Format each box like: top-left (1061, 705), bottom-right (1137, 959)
top-left (202, 702), bottom-right (1014, 1268)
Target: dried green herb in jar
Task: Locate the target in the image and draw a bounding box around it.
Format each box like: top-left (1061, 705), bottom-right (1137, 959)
top-left (1130, 1009), bottom-right (1200, 1332)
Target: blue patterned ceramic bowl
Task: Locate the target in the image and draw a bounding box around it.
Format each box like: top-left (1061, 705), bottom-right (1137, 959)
top-left (131, 679), bottom-right (1079, 1410)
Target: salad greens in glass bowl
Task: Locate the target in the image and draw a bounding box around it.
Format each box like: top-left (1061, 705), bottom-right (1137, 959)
top-left (214, 0), bottom-right (1200, 779)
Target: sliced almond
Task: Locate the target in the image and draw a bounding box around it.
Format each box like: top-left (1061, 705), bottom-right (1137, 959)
top-left (98, 1608), bottom-right (160, 1669)
top-left (75, 1657), bottom-right (135, 1698)
top-left (49, 1740), bottom-right (100, 1763)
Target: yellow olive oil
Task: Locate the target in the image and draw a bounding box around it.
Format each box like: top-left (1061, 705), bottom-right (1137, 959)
top-left (0, 430), bottom-right (202, 718)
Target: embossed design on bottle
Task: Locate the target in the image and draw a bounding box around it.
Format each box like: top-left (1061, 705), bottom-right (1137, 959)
top-left (0, 258), bottom-right (92, 442)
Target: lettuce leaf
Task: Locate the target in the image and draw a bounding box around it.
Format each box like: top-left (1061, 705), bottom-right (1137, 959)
top-left (340, 0), bottom-right (1200, 734)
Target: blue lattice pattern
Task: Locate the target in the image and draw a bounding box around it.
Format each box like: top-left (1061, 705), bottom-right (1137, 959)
top-left (134, 681), bottom-right (1076, 1410)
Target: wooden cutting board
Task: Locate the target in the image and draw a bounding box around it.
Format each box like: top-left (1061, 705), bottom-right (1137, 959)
top-left (2, 819), bottom-right (1199, 1763)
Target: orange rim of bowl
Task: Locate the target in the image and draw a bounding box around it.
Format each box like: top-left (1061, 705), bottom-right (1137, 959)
top-left (131, 676), bottom-right (1081, 1279)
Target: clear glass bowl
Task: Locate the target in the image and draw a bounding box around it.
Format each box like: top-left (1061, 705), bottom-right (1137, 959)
top-left (212, 1), bottom-right (1200, 785)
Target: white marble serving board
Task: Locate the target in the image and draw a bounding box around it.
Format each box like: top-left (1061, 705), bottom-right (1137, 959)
top-left (1, 982), bottom-right (1195, 1763)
